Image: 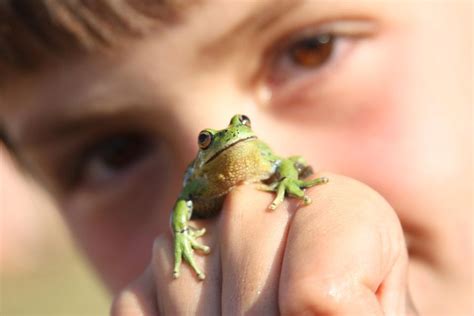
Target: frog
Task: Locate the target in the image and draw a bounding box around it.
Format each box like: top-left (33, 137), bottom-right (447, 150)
top-left (171, 114), bottom-right (328, 280)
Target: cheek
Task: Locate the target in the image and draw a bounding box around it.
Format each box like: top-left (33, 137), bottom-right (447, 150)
top-left (319, 81), bottom-right (408, 188)
top-left (59, 156), bottom-right (183, 293)
top-left (320, 62), bottom-right (468, 225)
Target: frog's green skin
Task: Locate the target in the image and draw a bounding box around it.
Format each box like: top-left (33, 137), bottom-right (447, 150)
top-left (171, 114), bottom-right (328, 280)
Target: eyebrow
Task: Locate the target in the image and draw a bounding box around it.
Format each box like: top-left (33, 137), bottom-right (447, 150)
top-left (200, 0), bottom-right (304, 57)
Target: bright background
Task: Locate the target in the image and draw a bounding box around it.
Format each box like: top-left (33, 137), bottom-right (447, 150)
top-left (1, 145), bottom-right (109, 315)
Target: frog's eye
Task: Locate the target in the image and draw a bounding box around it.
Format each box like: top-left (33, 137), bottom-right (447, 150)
top-left (198, 130), bottom-right (213, 149)
top-left (239, 115), bottom-right (251, 128)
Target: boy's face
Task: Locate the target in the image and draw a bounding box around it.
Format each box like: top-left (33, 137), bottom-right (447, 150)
top-left (0, 1), bottom-right (471, 292)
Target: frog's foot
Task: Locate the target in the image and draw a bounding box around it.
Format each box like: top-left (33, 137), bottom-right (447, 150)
top-left (268, 176), bottom-right (329, 210)
top-left (173, 227), bottom-right (210, 281)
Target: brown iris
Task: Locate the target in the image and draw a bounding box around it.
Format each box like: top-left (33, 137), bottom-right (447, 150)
top-left (289, 34), bottom-right (334, 68)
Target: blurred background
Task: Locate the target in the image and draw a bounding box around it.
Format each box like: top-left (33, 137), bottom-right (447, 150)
top-left (0, 144), bottom-right (109, 315)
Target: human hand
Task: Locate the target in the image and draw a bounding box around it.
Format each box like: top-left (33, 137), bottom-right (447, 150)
top-left (111, 173), bottom-right (417, 315)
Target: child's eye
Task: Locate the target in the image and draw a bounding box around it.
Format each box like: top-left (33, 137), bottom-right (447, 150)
top-left (264, 20), bottom-right (376, 87)
top-left (74, 132), bottom-right (154, 186)
top-left (267, 32), bottom-right (345, 86)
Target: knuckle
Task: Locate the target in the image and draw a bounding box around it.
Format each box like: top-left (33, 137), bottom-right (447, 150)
top-left (280, 277), bottom-right (378, 315)
top-left (280, 278), bottom-right (344, 315)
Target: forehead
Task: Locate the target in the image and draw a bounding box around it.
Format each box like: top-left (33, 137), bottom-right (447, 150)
top-left (1, 0), bottom-right (394, 143)
top-left (0, 0), bottom-right (291, 139)
top-left (0, 0), bottom-right (301, 78)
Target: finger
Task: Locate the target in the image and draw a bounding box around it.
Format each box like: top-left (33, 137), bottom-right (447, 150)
top-left (219, 185), bottom-right (295, 315)
top-left (152, 222), bottom-right (221, 315)
top-left (279, 173), bottom-right (409, 315)
top-left (111, 266), bottom-right (159, 316)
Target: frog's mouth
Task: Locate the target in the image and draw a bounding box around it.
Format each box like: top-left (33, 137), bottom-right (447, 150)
top-left (205, 136), bottom-right (257, 164)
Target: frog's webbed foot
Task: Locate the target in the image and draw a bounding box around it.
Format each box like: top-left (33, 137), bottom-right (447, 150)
top-left (172, 200), bottom-right (210, 281)
top-left (268, 176), bottom-right (329, 210)
top-left (173, 227), bottom-right (210, 280)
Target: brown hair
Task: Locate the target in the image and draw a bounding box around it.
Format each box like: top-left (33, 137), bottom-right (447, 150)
top-left (0, 0), bottom-right (193, 75)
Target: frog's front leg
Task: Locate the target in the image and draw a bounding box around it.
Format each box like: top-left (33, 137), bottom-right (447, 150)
top-left (268, 158), bottom-right (328, 210)
top-left (172, 199), bottom-right (210, 280)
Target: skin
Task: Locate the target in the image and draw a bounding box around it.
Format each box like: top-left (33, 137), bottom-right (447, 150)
top-left (0, 0), bottom-right (472, 314)
top-left (171, 114), bottom-right (328, 280)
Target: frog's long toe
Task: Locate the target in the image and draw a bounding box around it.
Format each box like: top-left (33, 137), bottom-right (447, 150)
top-left (183, 248), bottom-right (206, 281)
top-left (191, 239), bottom-right (211, 254)
top-left (300, 176), bottom-right (329, 188)
top-left (190, 227), bottom-right (206, 238)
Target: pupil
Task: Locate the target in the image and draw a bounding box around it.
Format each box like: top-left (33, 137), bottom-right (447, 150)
top-left (199, 133), bottom-right (209, 144)
top-left (99, 135), bottom-right (148, 170)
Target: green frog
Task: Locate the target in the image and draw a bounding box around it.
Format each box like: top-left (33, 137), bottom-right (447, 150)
top-left (171, 114), bottom-right (328, 280)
